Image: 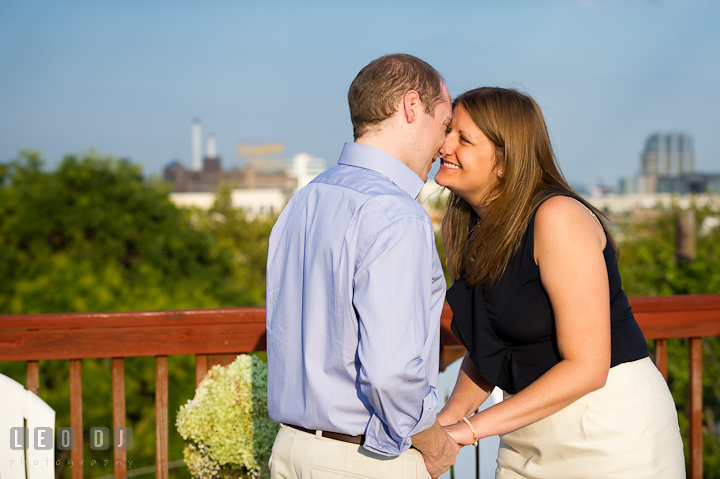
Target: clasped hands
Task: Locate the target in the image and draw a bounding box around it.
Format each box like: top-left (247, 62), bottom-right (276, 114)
top-left (416, 411), bottom-right (479, 479)
top-left (439, 410), bottom-right (479, 448)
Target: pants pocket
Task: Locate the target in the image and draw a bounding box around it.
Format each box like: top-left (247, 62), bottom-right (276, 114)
top-left (581, 383), bottom-right (649, 439)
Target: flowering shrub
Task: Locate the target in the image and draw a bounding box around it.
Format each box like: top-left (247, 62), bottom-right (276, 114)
top-left (177, 354), bottom-right (279, 479)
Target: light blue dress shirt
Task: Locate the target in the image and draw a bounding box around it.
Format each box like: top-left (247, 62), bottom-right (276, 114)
top-left (266, 142), bottom-right (446, 456)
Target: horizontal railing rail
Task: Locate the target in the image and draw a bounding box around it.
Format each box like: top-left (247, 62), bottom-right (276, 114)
top-left (2, 293), bottom-right (719, 479)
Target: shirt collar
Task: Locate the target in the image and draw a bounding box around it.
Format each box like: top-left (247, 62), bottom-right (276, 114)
top-left (337, 142), bottom-right (425, 200)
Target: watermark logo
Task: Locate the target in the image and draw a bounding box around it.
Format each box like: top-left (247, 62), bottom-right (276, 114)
top-left (7, 457), bottom-right (133, 470)
top-left (9, 427), bottom-right (132, 450)
top-left (90, 428), bottom-right (109, 450)
top-left (114, 427), bottom-right (133, 450)
top-left (9, 427), bottom-right (28, 450)
top-left (34, 427), bottom-right (53, 451)
top-left (57, 427), bottom-right (76, 450)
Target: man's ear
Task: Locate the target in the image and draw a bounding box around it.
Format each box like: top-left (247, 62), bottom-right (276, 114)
top-left (402, 90), bottom-right (420, 123)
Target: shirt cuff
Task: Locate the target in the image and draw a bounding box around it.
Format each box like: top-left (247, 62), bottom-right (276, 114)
top-left (361, 386), bottom-right (439, 456)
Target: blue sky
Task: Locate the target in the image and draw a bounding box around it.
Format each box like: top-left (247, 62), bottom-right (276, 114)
top-left (1, 0), bottom-right (719, 187)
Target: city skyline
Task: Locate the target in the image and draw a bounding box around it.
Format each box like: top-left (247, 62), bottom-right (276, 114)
top-left (1, 0), bottom-right (719, 187)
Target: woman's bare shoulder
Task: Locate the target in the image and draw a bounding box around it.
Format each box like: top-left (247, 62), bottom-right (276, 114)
top-left (535, 196), bottom-right (601, 232)
top-left (533, 195), bottom-right (605, 261)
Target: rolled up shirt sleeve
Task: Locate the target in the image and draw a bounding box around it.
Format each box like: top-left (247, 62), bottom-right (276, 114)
top-left (353, 215), bottom-right (439, 456)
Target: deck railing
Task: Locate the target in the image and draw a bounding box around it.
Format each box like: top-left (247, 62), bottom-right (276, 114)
top-left (1, 295), bottom-right (719, 479)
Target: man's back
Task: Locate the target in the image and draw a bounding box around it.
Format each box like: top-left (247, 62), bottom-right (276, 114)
top-left (266, 53), bottom-right (457, 479)
top-left (266, 142), bottom-right (446, 456)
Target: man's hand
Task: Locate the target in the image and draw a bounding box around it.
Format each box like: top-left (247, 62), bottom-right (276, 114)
top-left (411, 420), bottom-right (461, 478)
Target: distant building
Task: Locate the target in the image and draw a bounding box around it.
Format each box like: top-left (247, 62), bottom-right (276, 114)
top-left (618, 177), bottom-right (638, 195)
top-left (163, 158), bottom-right (297, 194)
top-left (169, 189), bottom-right (288, 216)
top-left (641, 132), bottom-right (694, 177)
top-left (657, 173), bottom-right (720, 194)
top-left (620, 132), bottom-right (719, 195)
top-left (289, 153), bottom-right (327, 193)
top-left (587, 193), bottom-right (720, 216)
top-left (638, 132), bottom-right (694, 194)
top-left (164, 154), bottom-right (296, 216)
top-left (164, 120), bottom-right (328, 214)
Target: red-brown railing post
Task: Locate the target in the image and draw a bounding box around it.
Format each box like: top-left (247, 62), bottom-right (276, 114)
top-left (27, 360), bottom-right (39, 394)
top-left (69, 359), bottom-right (84, 479)
top-left (195, 354), bottom-right (208, 388)
top-left (689, 338), bottom-right (703, 479)
top-left (155, 356), bottom-right (169, 479)
top-left (209, 353), bottom-right (237, 369)
top-left (654, 339), bottom-right (668, 381)
top-left (113, 358), bottom-right (127, 479)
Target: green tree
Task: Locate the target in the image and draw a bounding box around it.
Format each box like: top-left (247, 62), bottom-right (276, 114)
top-left (0, 151), bottom-right (259, 314)
top-left (192, 184), bottom-right (277, 307)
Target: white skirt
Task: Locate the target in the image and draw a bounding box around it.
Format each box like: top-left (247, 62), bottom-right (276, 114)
top-left (496, 357), bottom-right (685, 479)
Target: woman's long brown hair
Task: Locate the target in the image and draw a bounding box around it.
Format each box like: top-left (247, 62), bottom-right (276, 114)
top-left (441, 87), bottom-right (617, 286)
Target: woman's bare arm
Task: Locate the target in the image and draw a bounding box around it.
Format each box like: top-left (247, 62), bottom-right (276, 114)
top-left (443, 196), bottom-right (611, 444)
top-left (437, 353), bottom-right (494, 426)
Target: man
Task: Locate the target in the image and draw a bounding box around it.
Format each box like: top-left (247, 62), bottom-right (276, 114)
top-left (266, 53), bottom-right (457, 479)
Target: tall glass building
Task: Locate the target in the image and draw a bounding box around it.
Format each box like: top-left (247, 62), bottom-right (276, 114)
top-left (641, 132), bottom-right (695, 176)
top-left (639, 132), bottom-right (695, 193)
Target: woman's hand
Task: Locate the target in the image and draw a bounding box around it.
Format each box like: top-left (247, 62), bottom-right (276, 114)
top-left (437, 404), bottom-right (463, 427)
top-left (443, 420), bottom-right (475, 447)
top-left (437, 411), bottom-right (452, 427)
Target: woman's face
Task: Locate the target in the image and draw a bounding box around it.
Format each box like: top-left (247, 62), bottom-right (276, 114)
top-left (435, 104), bottom-right (501, 210)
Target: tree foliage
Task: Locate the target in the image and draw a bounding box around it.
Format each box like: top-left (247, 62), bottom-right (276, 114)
top-left (0, 151), bottom-right (267, 313)
top-left (193, 184), bottom-right (276, 307)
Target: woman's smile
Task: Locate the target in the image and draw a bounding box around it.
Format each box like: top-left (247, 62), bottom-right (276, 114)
top-left (440, 159), bottom-right (461, 170)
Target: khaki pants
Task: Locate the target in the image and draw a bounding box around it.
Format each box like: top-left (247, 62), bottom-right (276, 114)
top-left (497, 357), bottom-right (685, 479)
top-left (269, 424), bottom-right (431, 479)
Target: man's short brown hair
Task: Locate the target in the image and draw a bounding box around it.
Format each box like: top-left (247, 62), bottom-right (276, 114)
top-left (348, 54), bottom-right (445, 140)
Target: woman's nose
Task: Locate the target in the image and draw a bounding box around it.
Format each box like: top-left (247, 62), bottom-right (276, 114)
top-left (439, 142), bottom-right (454, 158)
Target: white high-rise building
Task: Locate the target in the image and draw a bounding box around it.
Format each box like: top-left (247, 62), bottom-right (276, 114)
top-left (288, 153), bottom-right (326, 193)
top-left (192, 119), bottom-right (202, 171)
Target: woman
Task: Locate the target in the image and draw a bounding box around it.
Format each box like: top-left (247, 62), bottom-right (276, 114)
top-left (434, 87), bottom-right (684, 478)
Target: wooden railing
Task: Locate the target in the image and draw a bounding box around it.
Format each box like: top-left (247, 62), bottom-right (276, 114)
top-left (1, 295), bottom-right (719, 479)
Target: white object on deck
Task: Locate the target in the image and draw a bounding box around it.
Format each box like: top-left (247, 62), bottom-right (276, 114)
top-left (0, 374), bottom-right (56, 479)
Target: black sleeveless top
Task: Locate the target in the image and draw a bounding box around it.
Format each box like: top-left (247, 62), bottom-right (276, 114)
top-left (447, 195), bottom-right (649, 395)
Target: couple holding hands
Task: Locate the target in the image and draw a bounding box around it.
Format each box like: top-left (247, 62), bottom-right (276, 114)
top-left (265, 54), bottom-right (685, 479)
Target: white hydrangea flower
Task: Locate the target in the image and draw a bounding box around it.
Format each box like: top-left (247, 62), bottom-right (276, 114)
top-left (177, 355), bottom-right (279, 479)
